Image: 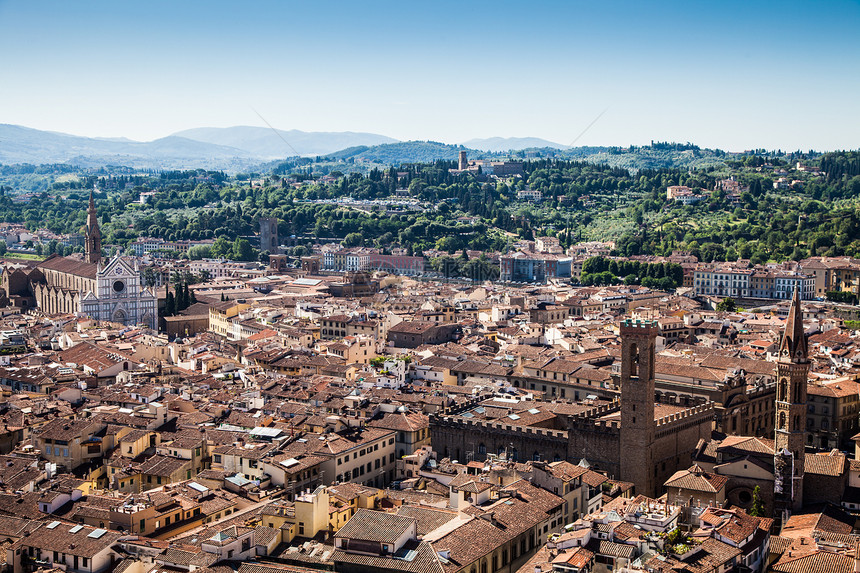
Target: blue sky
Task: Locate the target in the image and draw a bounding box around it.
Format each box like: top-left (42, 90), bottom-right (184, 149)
top-left (1, 0), bottom-right (858, 150)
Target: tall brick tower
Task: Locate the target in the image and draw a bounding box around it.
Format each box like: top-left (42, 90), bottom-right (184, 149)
top-left (774, 287), bottom-right (808, 516)
top-left (619, 318), bottom-right (659, 497)
top-left (85, 190), bottom-right (102, 265)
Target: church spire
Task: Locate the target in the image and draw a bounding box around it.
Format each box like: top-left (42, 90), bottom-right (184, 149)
top-left (778, 286), bottom-right (807, 363)
top-left (85, 190), bottom-right (102, 265)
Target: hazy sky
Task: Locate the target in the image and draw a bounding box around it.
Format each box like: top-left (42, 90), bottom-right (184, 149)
top-left (1, 0), bottom-right (858, 150)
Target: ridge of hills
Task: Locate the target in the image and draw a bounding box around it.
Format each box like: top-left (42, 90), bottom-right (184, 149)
top-left (0, 123), bottom-right (730, 172)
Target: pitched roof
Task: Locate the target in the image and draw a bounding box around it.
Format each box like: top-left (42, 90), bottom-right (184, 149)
top-left (664, 465), bottom-right (729, 493)
top-left (18, 521), bottom-right (122, 558)
top-left (805, 452), bottom-right (847, 477)
top-left (772, 549), bottom-right (856, 573)
top-left (36, 255), bottom-right (98, 280)
top-left (335, 508), bottom-right (416, 544)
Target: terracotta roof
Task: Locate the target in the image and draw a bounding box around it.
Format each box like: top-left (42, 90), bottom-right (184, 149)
top-left (368, 411), bottom-right (429, 433)
top-left (782, 505), bottom-right (855, 538)
top-left (664, 465), bottom-right (729, 493)
top-left (18, 521), bottom-right (122, 558)
top-left (335, 508), bottom-right (416, 544)
top-left (772, 549), bottom-right (856, 573)
top-left (395, 506), bottom-right (459, 537)
top-left (805, 452), bottom-right (847, 477)
top-left (698, 507), bottom-right (772, 545)
top-left (36, 255), bottom-right (98, 280)
top-left (432, 516), bottom-right (511, 573)
top-left (332, 539), bottom-right (443, 573)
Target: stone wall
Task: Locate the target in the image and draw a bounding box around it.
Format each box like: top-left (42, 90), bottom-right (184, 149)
top-left (429, 415), bottom-right (569, 464)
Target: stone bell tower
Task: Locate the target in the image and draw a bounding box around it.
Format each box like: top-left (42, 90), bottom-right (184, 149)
top-left (619, 318), bottom-right (659, 497)
top-left (85, 190), bottom-right (102, 265)
top-left (774, 287), bottom-right (808, 516)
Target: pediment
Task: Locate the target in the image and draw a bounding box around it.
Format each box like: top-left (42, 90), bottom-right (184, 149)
top-left (99, 255), bottom-right (136, 278)
top-left (714, 458), bottom-right (774, 481)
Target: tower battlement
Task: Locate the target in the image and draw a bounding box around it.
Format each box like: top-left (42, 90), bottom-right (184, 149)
top-left (573, 398), bottom-right (620, 421)
top-left (619, 318), bottom-right (660, 334)
top-left (655, 402), bottom-right (715, 428)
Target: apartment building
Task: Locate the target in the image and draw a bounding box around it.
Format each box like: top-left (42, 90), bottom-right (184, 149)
top-left (800, 256), bottom-right (860, 298)
top-left (694, 265), bottom-right (813, 300)
top-left (500, 251), bottom-right (572, 283)
top-left (319, 314), bottom-right (383, 341)
top-left (320, 428), bottom-right (397, 489)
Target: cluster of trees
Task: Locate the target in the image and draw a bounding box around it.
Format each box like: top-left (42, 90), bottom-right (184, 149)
top-left (826, 291), bottom-right (859, 305)
top-left (4, 146), bottom-right (860, 269)
top-left (579, 256), bottom-right (683, 290)
top-left (428, 251), bottom-right (500, 281)
top-left (207, 237), bottom-right (255, 261)
top-left (163, 281), bottom-right (197, 317)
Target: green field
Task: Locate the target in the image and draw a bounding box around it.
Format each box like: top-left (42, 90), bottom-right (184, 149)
top-left (5, 251), bottom-right (46, 261)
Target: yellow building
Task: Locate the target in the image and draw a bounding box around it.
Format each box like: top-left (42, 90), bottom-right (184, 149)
top-left (209, 300), bottom-right (251, 338)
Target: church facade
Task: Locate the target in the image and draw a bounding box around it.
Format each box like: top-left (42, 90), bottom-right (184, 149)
top-left (81, 255), bottom-right (157, 328)
top-left (2, 193), bottom-right (157, 329)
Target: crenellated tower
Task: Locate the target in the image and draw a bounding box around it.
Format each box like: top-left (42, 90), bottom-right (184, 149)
top-left (774, 287), bottom-right (808, 515)
top-left (619, 318), bottom-right (659, 496)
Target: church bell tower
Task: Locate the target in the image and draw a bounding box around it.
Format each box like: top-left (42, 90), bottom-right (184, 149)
top-left (85, 190), bottom-right (102, 265)
top-left (774, 287), bottom-right (808, 515)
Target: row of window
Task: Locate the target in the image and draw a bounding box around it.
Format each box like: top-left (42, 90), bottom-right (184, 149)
top-left (44, 445), bottom-right (69, 457)
top-left (336, 438), bottom-right (394, 465)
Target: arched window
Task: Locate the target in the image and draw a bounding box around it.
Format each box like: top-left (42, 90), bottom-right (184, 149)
top-left (478, 443), bottom-right (486, 455)
top-left (779, 412), bottom-right (786, 430)
top-left (534, 451), bottom-right (541, 461)
top-left (794, 381), bottom-right (802, 400)
top-left (629, 343), bottom-right (639, 377)
top-left (779, 379), bottom-right (788, 402)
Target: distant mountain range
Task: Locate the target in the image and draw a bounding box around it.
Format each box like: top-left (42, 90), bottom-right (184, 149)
top-left (173, 126), bottom-right (398, 158)
top-left (0, 124), bottom-right (258, 171)
top-left (0, 123), bottom-right (730, 172)
top-left (461, 136), bottom-right (567, 152)
top-left (0, 124), bottom-right (401, 170)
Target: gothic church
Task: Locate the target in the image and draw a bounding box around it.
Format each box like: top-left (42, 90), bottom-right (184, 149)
top-left (1, 192), bottom-right (157, 329)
